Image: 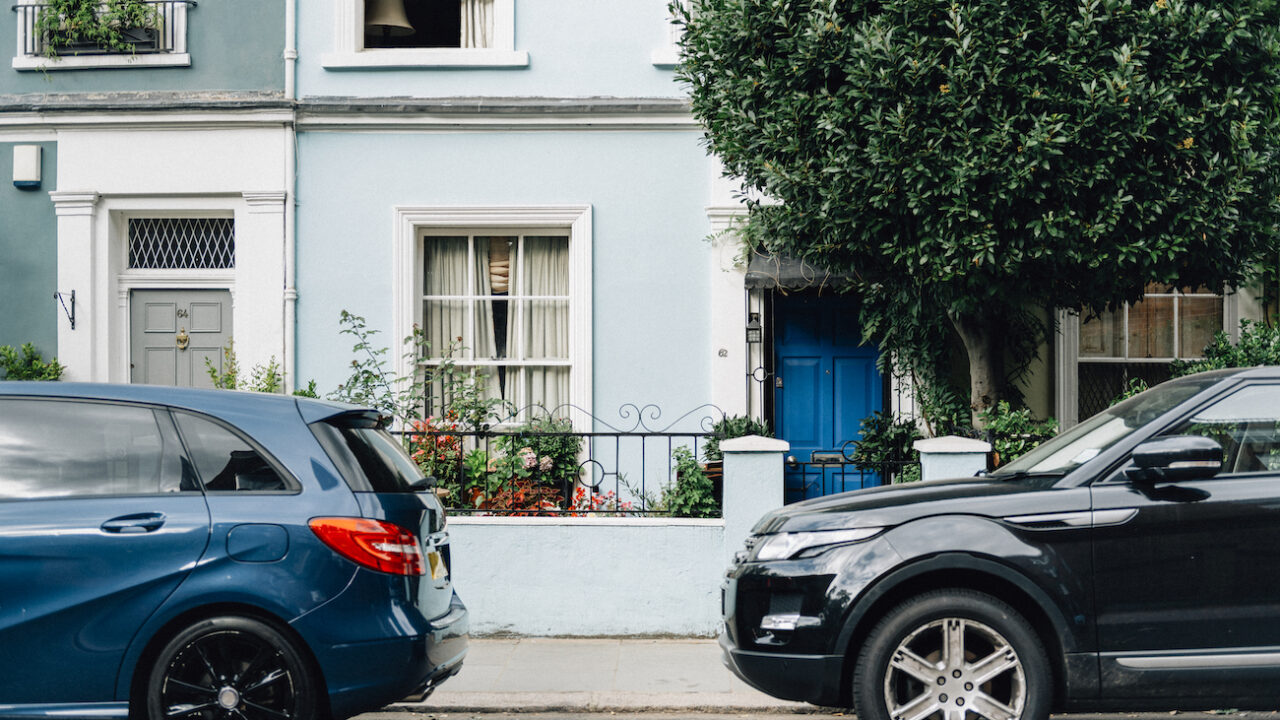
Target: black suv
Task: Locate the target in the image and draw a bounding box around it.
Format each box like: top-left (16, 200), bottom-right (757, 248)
top-left (722, 368), bottom-right (1280, 720)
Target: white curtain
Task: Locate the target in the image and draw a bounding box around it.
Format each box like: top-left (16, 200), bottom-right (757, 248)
top-left (507, 237), bottom-right (569, 415)
top-left (460, 0), bottom-right (493, 49)
top-left (424, 238), bottom-right (467, 361)
top-left (472, 238), bottom-right (503, 410)
top-left (423, 238), bottom-right (467, 416)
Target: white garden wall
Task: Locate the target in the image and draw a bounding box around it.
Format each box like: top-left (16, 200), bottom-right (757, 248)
top-left (443, 437), bottom-right (788, 636)
top-left (449, 518), bottom-right (726, 636)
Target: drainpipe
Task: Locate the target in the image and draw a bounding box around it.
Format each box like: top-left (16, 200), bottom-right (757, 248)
top-left (283, 0), bottom-right (298, 390)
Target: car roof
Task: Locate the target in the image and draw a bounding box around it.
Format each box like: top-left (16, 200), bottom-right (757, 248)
top-left (1225, 366), bottom-right (1280, 379)
top-left (0, 381), bottom-right (368, 424)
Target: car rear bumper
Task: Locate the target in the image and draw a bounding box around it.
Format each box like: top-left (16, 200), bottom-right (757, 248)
top-left (719, 629), bottom-right (845, 706)
top-left (296, 584), bottom-right (469, 719)
top-left (402, 593), bottom-right (470, 702)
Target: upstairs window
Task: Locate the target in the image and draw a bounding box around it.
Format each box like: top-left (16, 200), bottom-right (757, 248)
top-left (364, 0), bottom-right (483, 49)
top-left (12, 0), bottom-right (194, 71)
top-left (324, 0), bottom-right (525, 68)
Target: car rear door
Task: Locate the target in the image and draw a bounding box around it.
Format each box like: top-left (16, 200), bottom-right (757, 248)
top-left (309, 413), bottom-right (457, 621)
top-left (0, 398), bottom-right (210, 704)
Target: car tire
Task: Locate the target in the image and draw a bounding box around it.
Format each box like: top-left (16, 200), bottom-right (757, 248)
top-left (852, 589), bottom-right (1050, 720)
top-left (145, 616), bottom-right (318, 720)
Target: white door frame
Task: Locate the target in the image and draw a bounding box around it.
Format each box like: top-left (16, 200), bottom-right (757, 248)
top-left (50, 193), bottom-right (285, 384)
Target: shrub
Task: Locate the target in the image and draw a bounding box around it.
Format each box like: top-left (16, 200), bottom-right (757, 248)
top-left (703, 414), bottom-right (772, 462)
top-left (1171, 320), bottom-right (1280, 377)
top-left (668, 446), bottom-right (719, 518)
top-left (0, 343), bottom-right (64, 381)
top-left (851, 410), bottom-right (921, 466)
top-left (978, 401), bottom-right (1058, 467)
top-left (205, 339), bottom-right (315, 396)
top-left (490, 416), bottom-right (583, 489)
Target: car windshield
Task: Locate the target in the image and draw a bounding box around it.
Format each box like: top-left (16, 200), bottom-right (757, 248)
top-left (992, 373), bottom-right (1226, 477)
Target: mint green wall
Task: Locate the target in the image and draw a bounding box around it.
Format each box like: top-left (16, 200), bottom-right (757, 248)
top-left (0, 0), bottom-right (284, 95)
top-left (0, 142), bottom-right (58, 358)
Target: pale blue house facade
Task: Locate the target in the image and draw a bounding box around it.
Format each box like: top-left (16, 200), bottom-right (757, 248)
top-left (292, 0), bottom-right (757, 429)
top-left (0, 0), bottom-right (903, 485)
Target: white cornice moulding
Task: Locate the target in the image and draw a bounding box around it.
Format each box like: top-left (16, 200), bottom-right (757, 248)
top-left (243, 191), bottom-right (288, 213)
top-left (706, 205), bottom-right (748, 232)
top-left (0, 111), bottom-right (294, 131)
top-left (50, 191), bottom-right (101, 215)
top-left (296, 113), bottom-right (699, 132)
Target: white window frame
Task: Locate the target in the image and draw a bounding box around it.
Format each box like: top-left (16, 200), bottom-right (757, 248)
top-left (393, 206), bottom-right (592, 429)
top-left (651, 0), bottom-right (686, 67)
top-left (1055, 290), bottom-right (1240, 428)
top-left (12, 0), bottom-right (191, 71)
top-left (323, 0), bottom-right (527, 69)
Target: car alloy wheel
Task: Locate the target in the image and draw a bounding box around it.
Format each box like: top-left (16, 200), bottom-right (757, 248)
top-left (884, 617), bottom-right (1025, 720)
top-left (854, 589), bottom-right (1049, 720)
top-left (146, 617), bottom-right (316, 720)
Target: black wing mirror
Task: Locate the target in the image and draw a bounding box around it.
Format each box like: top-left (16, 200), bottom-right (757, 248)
top-left (411, 476), bottom-right (438, 491)
top-left (1125, 435), bottom-right (1223, 484)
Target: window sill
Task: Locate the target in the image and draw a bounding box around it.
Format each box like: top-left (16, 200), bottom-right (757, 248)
top-left (322, 48), bottom-right (529, 70)
top-left (13, 53), bottom-right (190, 71)
top-left (651, 46), bottom-right (680, 67)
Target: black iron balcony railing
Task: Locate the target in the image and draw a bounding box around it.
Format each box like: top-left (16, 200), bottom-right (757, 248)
top-left (12, 0), bottom-right (195, 58)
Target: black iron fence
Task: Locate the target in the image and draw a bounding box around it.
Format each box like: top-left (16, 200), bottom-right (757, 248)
top-left (13, 0), bottom-right (194, 57)
top-left (396, 404), bottom-right (928, 516)
top-left (784, 459), bottom-right (919, 504)
top-left (400, 404), bottom-right (725, 517)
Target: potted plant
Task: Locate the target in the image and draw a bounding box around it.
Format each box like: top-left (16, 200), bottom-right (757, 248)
top-left (36, 0), bottom-right (160, 58)
top-left (701, 414), bottom-right (772, 504)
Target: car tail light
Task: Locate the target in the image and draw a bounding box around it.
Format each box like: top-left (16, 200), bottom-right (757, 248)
top-left (309, 517), bottom-right (425, 576)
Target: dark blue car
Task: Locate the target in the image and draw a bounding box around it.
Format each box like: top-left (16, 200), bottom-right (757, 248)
top-left (0, 382), bottom-right (468, 720)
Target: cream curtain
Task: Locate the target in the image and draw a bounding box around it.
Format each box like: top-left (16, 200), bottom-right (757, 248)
top-left (460, 0), bottom-right (493, 49)
top-left (472, 238), bottom-right (504, 410)
top-left (423, 238), bottom-right (467, 416)
top-left (424, 238), bottom-right (467, 361)
top-left (507, 236), bottom-right (569, 414)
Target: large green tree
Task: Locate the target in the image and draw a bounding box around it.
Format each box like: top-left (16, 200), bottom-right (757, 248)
top-left (678, 0), bottom-right (1280, 427)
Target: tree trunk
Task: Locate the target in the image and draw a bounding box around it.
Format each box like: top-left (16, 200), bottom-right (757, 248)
top-left (949, 312), bottom-right (1003, 430)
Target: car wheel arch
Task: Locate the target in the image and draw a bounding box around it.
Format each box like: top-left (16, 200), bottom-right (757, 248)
top-left (834, 553), bottom-right (1074, 708)
top-left (125, 602), bottom-right (331, 719)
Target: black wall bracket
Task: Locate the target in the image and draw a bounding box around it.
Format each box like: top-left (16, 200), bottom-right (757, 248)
top-left (54, 290), bottom-right (75, 330)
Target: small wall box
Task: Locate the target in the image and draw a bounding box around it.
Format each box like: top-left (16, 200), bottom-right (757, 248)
top-left (13, 145), bottom-right (40, 189)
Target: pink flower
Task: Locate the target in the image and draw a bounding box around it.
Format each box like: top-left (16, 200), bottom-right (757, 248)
top-left (539, 455), bottom-right (553, 472)
top-left (520, 447), bottom-right (537, 470)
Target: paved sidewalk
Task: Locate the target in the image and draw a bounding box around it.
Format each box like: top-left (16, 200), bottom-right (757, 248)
top-left (393, 637), bottom-right (821, 714)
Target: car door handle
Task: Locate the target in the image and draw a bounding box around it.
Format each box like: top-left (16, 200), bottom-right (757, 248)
top-left (101, 513), bottom-right (166, 534)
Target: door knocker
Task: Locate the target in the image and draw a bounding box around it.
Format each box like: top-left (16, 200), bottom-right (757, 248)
top-left (176, 328), bottom-right (190, 350)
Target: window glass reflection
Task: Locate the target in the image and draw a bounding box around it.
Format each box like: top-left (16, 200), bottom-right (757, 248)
top-left (0, 400), bottom-right (178, 499)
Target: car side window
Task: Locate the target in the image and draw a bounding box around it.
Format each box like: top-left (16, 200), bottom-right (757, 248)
top-left (174, 412), bottom-right (291, 492)
top-left (0, 398), bottom-right (189, 499)
top-left (1162, 384), bottom-right (1280, 475)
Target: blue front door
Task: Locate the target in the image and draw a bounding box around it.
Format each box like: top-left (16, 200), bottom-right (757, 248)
top-left (773, 293), bottom-right (882, 502)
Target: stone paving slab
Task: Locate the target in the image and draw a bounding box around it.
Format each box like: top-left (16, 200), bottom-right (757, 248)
top-left (392, 638), bottom-right (816, 714)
